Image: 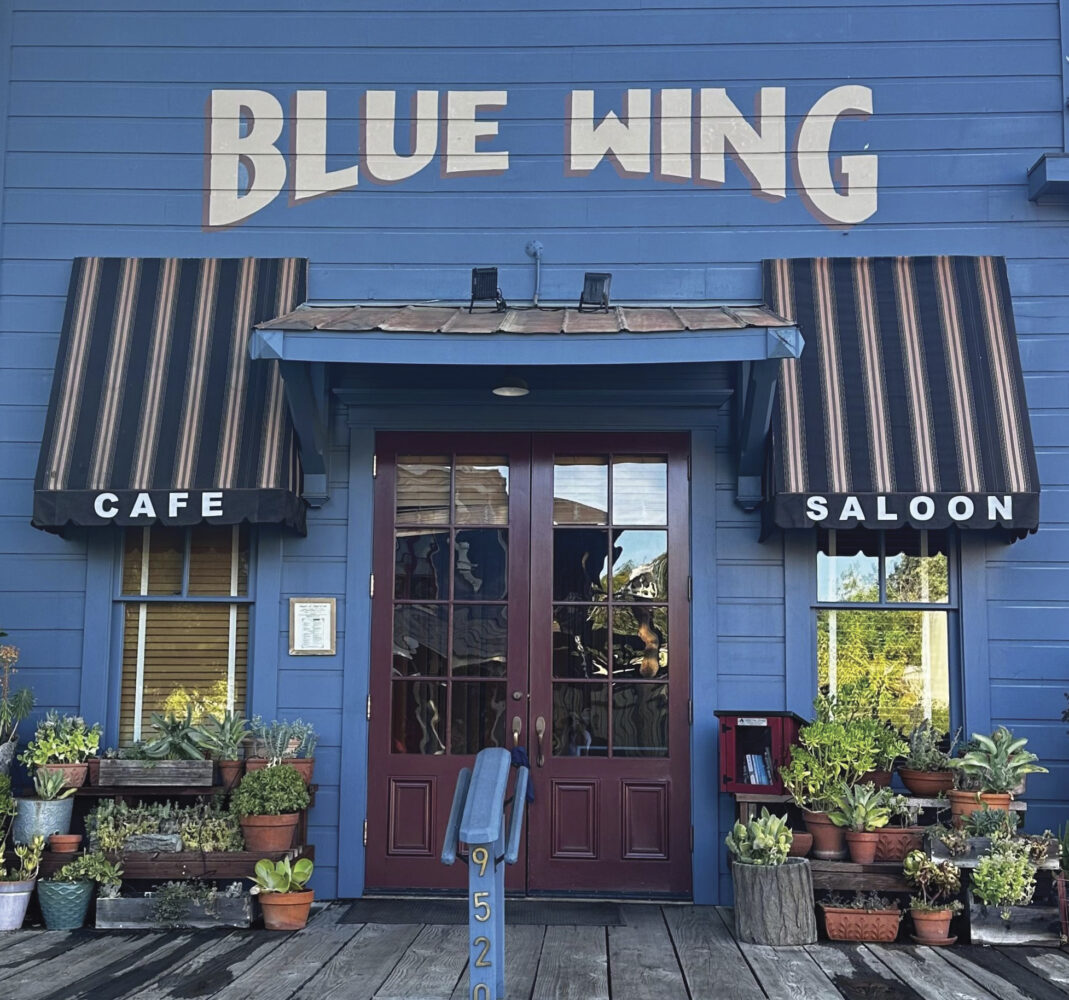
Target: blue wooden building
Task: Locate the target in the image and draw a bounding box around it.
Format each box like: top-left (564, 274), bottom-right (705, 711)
top-left (0, 0), bottom-right (1066, 903)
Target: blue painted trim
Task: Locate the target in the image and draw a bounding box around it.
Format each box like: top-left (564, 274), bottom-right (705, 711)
top-left (690, 427), bottom-right (719, 905)
top-left (959, 533), bottom-right (992, 735)
top-left (783, 530), bottom-right (817, 719)
top-left (1027, 153), bottom-right (1069, 200)
top-left (81, 531), bottom-right (117, 739)
top-left (1061, 0), bottom-right (1069, 151)
top-left (252, 327), bottom-right (801, 367)
top-left (250, 529), bottom-right (283, 722)
top-left (337, 427), bottom-right (373, 899)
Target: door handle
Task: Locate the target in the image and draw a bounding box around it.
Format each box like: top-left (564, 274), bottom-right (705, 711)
top-left (535, 716), bottom-right (546, 767)
top-left (512, 716), bottom-right (522, 747)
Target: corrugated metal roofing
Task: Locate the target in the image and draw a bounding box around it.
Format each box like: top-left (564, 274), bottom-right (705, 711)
top-left (258, 303), bottom-right (792, 335)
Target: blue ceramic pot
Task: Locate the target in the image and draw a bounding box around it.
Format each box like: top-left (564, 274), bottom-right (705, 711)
top-left (37, 880), bottom-right (94, 930)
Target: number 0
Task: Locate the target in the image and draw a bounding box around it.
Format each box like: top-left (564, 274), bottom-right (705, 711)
top-left (473, 986), bottom-right (490, 1000)
top-left (472, 891), bottom-right (491, 922)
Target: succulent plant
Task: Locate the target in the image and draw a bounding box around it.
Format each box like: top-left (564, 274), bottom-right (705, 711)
top-left (948, 726), bottom-right (1047, 795)
top-left (725, 808), bottom-right (793, 866)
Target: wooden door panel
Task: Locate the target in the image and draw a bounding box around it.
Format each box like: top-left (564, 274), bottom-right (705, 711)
top-left (620, 782), bottom-right (669, 859)
top-left (387, 778), bottom-right (436, 856)
top-left (550, 780), bottom-right (600, 859)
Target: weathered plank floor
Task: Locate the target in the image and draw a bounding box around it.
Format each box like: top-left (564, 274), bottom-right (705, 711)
top-left (1, 902), bottom-right (1068, 1000)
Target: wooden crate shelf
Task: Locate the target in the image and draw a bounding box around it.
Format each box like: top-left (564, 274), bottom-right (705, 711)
top-left (808, 860), bottom-right (908, 893)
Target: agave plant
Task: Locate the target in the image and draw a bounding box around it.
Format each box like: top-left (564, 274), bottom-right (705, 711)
top-left (33, 767), bottom-right (77, 801)
top-left (948, 727), bottom-right (1047, 795)
top-left (827, 783), bottom-right (892, 832)
top-left (142, 706), bottom-right (206, 761)
top-left (194, 711), bottom-right (249, 761)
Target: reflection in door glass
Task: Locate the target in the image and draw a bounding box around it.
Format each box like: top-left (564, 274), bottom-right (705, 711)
top-left (612, 457), bottom-right (667, 525)
top-left (553, 529), bottom-right (610, 602)
top-left (395, 530), bottom-right (451, 600)
top-left (552, 683), bottom-right (608, 757)
top-left (552, 605), bottom-right (608, 678)
top-left (391, 680), bottom-right (448, 754)
top-left (611, 531), bottom-right (668, 600)
top-left (396, 456), bottom-right (451, 524)
top-left (553, 457), bottom-right (609, 524)
top-left (612, 606), bottom-right (668, 679)
top-left (450, 682), bottom-right (507, 754)
top-left (392, 605), bottom-right (448, 677)
top-left (613, 683), bottom-right (669, 757)
top-left (452, 606), bottom-right (508, 677)
top-left (455, 457), bottom-right (509, 525)
top-left (454, 529), bottom-right (508, 600)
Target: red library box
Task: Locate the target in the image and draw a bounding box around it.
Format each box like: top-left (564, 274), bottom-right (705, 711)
top-left (714, 710), bottom-right (806, 794)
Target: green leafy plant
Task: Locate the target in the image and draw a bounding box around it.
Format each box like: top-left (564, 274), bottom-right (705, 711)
top-left (887, 794), bottom-right (921, 828)
top-left (779, 719), bottom-right (864, 812)
top-left (142, 706), bottom-right (207, 760)
top-left (45, 851), bottom-right (123, 891)
top-left (0, 774), bottom-right (16, 848)
top-left (249, 856), bottom-right (314, 894)
top-left (18, 711), bottom-right (101, 766)
top-left (230, 764), bottom-right (310, 818)
top-left (178, 801), bottom-right (244, 852)
top-left (0, 835), bottom-right (44, 882)
top-left (851, 718), bottom-right (909, 772)
top-left (33, 767), bottom-right (77, 801)
top-left (903, 849), bottom-right (963, 913)
top-left (961, 807), bottom-right (1018, 840)
top-left (194, 711), bottom-right (249, 761)
top-left (971, 842), bottom-right (1036, 919)
top-left (85, 798), bottom-right (240, 852)
top-left (725, 808), bottom-right (793, 866)
top-left (828, 783), bottom-right (892, 832)
top-left (948, 726), bottom-right (1047, 795)
top-left (822, 890), bottom-right (900, 912)
top-left (902, 720), bottom-right (958, 772)
top-left (250, 717), bottom-right (318, 765)
top-left (928, 823), bottom-right (970, 857)
top-left (0, 645), bottom-right (34, 746)
top-left (1021, 831), bottom-right (1057, 865)
top-left (150, 880), bottom-right (243, 926)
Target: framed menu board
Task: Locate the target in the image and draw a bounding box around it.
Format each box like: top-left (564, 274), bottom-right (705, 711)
top-left (289, 597), bottom-right (336, 655)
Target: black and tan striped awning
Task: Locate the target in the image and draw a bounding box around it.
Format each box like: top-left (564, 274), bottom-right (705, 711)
top-left (33, 257), bottom-right (308, 533)
top-left (762, 256), bottom-right (1039, 536)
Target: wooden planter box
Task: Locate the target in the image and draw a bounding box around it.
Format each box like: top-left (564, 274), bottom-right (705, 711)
top-left (822, 905), bottom-right (902, 942)
top-left (967, 894), bottom-right (1061, 946)
top-left (96, 893), bottom-right (253, 929)
top-left (928, 835), bottom-right (1061, 869)
top-left (98, 759), bottom-right (214, 787)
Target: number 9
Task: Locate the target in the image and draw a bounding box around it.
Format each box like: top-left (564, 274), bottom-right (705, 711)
top-left (471, 846), bottom-right (489, 877)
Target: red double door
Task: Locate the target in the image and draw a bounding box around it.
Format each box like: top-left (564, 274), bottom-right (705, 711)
top-left (366, 433), bottom-right (691, 896)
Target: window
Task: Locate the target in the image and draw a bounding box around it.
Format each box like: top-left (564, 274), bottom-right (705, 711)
top-left (118, 525), bottom-right (251, 744)
top-left (816, 529), bottom-right (952, 731)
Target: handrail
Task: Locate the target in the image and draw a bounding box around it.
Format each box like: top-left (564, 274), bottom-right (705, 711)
top-left (440, 766), bottom-right (472, 867)
top-left (458, 748), bottom-right (512, 846)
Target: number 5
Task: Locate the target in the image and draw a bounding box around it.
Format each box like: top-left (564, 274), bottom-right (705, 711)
top-left (472, 891), bottom-right (491, 922)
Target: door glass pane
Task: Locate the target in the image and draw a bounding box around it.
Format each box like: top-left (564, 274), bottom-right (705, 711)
top-left (393, 605), bottom-right (448, 677)
top-left (396, 456), bottom-right (451, 524)
top-left (454, 529), bottom-right (508, 600)
top-left (452, 606), bottom-right (508, 677)
top-left (455, 457), bottom-right (509, 525)
top-left (450, 682), bottom-right (507, 754)
top-left (817, 529), bottom-right (879, 602)
top-left (553, 456), bottom-right (608, 524)
top-left (611, 530), bottom-right (668, 600)
top-left (613, 683), bottom-right (669, 757)
top-left (553, 605), bottom-right (609, 678)
top-left (886, 529), bottom-right (949, 604)
top-left (395, 530), bottom-right (450, 600)
top-left (552, 684), bottom-right (608, 757)
top-left (612, 456), bottom-right (667, 525)
top-left (553, 528), bottom-right (610, 601)
top-left (612, 606), bottom-right (668, 679)
top-left (391, 680), bottom-right (448, 754)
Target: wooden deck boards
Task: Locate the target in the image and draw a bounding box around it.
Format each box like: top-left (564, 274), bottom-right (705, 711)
top-left (0, 901), bottom-right (1064, 1000)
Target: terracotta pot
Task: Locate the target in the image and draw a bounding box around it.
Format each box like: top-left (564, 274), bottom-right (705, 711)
top-left (788, 831), bottom-right (813, 858)
top-left (218, 759), bottom-right (244, 793)
top-left (38, 762), bottom-right (87, 789)
top-left (47, 834), bottom-right (82, 853)
top-left (911, 907), bottom-right (954, 943)
top-left (875, 826), bottom-right (924, 862)
top-left (822, 905), bottom-right (901, 943)
top-left (259, 889), bottom-right (314, 931)
top-left (244, 757), bottom-right (314, 785)
top-left (897, 767), bottom-right (953, 796)
top-left (860, 770), bottom-right (893, 789)
top-left (844, 830), bottom-right (880, 864)
top-left (86, 758), bottom-right (100, 786)
top-left (240, 813), bottom-right (299, 852)
top-left (948, 789), bottom-right (1011, 827)
top-left (802, 810), bottom-right (846, 860)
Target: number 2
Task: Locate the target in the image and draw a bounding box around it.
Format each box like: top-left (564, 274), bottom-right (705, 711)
top-left (472, 891), bottom-right (491, 922)
top-left (473, 936), bottom-right (492, 967)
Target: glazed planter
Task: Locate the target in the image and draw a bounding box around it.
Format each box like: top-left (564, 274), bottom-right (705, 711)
top-left (844, 830), bottom-right (880, 865)
top-left (948, 789), bottom-right (1011, 827)
top-left (12, 797), bottom-right (74, 842)
top-left (968, 893), bottom-right (1060, 946)
top-left (875, 827), bottom-right (924, 862)
top-left (788, 831), bottom-right (813, 858)
top-left (802, 810), bottom-right (846, 860)
top-left (259, 889), bottom-right (314, 931)
top-left (96, 893), bottom-right (253, 929)
top-left (218, 759), bottom-right (244, 793)
top-left (822, 904), bottom-right (902, 942)
top-left (38, 762), bottom-right (87, 789)
top-left (731, 858), bottom-right (817, 946)
top-left (47, 834), bottom-right (82, 854)
top-left (239, 813), bottom-right (299, 852)
top-left (98, 759), bottom-right (213, 786)
top-left (37, 880), bottom-right (94, 930)
top-left (245, 758), bottom-right (315, 785)
top-left (911, 907), bottom-right (954, 944)
top-left (859, 770), bottom-right (893, 789)
top-left (898, 767), bottom-right (953, 796)
top-left (0, 879), bottom-right (36, 931)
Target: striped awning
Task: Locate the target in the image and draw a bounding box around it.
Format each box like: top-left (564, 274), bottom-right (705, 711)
top-left (762, 256), bottom-right (1039, 536)
top-left (33, 257), bottom-right (309, 533)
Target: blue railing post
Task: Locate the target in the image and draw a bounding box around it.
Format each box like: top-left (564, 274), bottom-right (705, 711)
top-left (441, 748), bottom-right (528, 1000)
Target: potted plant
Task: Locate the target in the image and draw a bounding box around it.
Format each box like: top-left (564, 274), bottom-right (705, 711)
top-left (820, 891), bottom-right (903, 942)
top-left (876, 795), bottom-right (925, 862)
top-left (37, 851), bottom-right (123, 930)
top-left (787, 827), bottom-right (813, 858)
top-left (968, 841), bottom-right (1057, 945)
top-left (898, 720), bottom-right (957, 796)
top-left (48, 832), bottom-right (82, 853)
top-left (903, 848), bottom-right (962, 945)
top-left (12, 768), bottom-right (77, 843)
top-left (96, 879), bottom-right (253, 929)
top-left (0, 643), bottom-right (34, 777)
top-left (245, 717), bottom-right (318, 784)
top-left (194, 711), bottom-right (249, 791)
top-left (250, 856), bottom-right (315, 931)
top-left (725, 807), bottom-right (817, 945)
top-left (947, 727), bottom-right (1047, 826)
top-left (98, 708), bottom-right (213, 786)
top-left (828, 782), bottom-right (892, 864)
top-left (17, 711), bottom-right (100, 788)
top-left (853, 719), bottom-right (908, 788)
top-left (230, 763), bottom-right (310, 852)
top-left (0, 835), bottom-right (44, 931)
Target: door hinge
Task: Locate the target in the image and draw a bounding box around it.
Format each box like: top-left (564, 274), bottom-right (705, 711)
top-left (367, 694), bottom-right (371, 720)
top-left (369, 574), bottom-right (375, 598)
top-left (688, 699), bottom-right (693, 725)
top-left (372, 453), bottom-right (377, 478)
top-left (363, 819), bottom-right (368, 847)
top-left (690, 825), bottom-right (694, 852)
top-left (687, 576), bottom-right (692, 601)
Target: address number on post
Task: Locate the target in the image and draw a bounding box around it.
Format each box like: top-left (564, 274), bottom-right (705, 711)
top-left (472, 891), bottom-right (491, 922)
